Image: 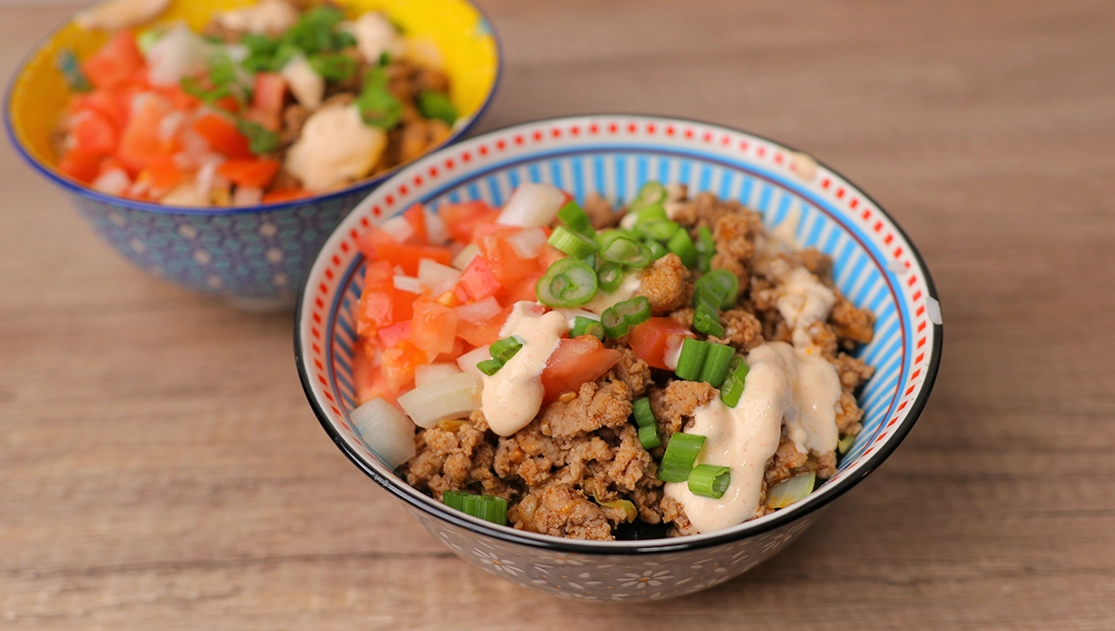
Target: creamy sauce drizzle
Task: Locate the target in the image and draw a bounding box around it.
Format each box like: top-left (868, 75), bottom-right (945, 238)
top-left (664, 341), bottom-right (842, 533)
top-left (480, 302), bottom-right (567, 436)
top-left (583, 274), bottom-right (640, 314)
top-left (774, 264), bottom-right (836, 350)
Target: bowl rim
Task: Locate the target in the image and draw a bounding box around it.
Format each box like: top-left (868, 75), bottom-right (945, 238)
top-left (3, 0), bottom-right (504, 216)
top-left (294, 113), bottom-right (943, 554)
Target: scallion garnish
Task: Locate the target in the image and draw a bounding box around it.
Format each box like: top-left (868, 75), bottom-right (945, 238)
top-left (489, 336), bottom-right (524, 363)
top-left (719, 356), bottom-right (751, 407)
top-left (595, 229), bottom-right (627, 250)
top-left (417, 90), bottom-right (458, 125)
top-left (570, 316), bottom-right (605, 340)
top-left (476, 358), bottom-right (504, 376)
top-left (235, 119), bottom-right (280, 155)
top-left (658, 433), bottom-right (706, 483)
top-left (674, 338), bottom-right (710, 381)
top-left (644, 238), bottom-right (669, 260)
top-left (687, 464), bottom-right (731, 498)
top-left (632, 397), bottom-right (656, 428)
top-left (634, 181), bottom-right (667, 208)
top-left (634, 219), bottom-right (680, 243)
top-left (667, 228), bottom-right (698, 268)
top-left (442, 490), bottom-right (470, 511)
top-left (596, 262), bottom-right (623, 293)
top-left (638, 423), bottom-right (661, 450)
top-left (536, 258), bottom-right (598, 308)
top-left (600, 235), bottom-right (653, 269)
top-left (697, 343), bottom-right (735, 388)
top-left (695, 269), bottom-right (740, 309)
top-left (600, 296), bottom-right (651, 338)
top-left (693, 302), bottom-right (725, 337)
top-left (696, 225), bottom-right (715, 273)
top-left (633, 204), bottom-right (668, 224)
top-left (548, 226), bottom-right (599, 259)
top-left (557, 200), bottom-right (595, 236)
top-left (443, 491), bottom-right (508, 525)
top-left (356, 67), bottom-right (403, 128)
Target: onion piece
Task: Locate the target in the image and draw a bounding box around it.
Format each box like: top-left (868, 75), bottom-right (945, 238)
top-left (506, 226), bottom-right (548, 259)
top-left (418, 259), bottom-right (460, 295)
top-left (496, 183), bottom-right (566, 228)
top-left (393, 275), bottom-right (422, 294)
top-left (767, 471), bottom-right (817, 509)
top-left (92, 169), bottom-right (131, 195)
top-left (457, 344), bottom-right (491, 381)
top-left (424, 207), bottom-right (450, 245)
top-left (350, 398), bottom-right (416, 468)
top-left (232, 186), bottom-right (263, 207)
top-left (379, 215), bottom-right (414, 243)
top-left (415, 362), bottom-right (462, 387)
top-left (397, 372), bottom-right (481, 429)
top-left (452, 243), bottom-right (480, 270)
top-left (454, 296), bottom-right (501, 324)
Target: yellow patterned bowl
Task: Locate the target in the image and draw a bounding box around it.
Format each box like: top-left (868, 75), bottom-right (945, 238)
top-left (4, 0), bottom-right (500, 309)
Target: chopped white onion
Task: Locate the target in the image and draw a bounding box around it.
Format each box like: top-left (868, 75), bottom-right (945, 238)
top-left (506, 226), bottom-right (548, 259)
top-left (350, 398), bottom-right (416, 468)
top-left (414, 362), bottom-right (463, 387)
top-left (767, 471), bottom-right (816, 509)
top-left (418, 259), bottom-right (460, 295)
top-left (452, 243), bottom-right (480, 270)
top-left (397, 372), bottom-right (481, 429)
top-left (496, 183), bottom-right (567, 228)
top-left (455, 296), bottom-right (501, 324)
top-left (92, 169), bottom-right (131, 195)
top-left (423, 207), bottom-right (450, 245)
top-left (146, 24), bottom-right (210, 87)
top-left (158, 110), bottom-right (185, 142)
top-left (457, 344), bottom-right (491, 381)
top-left (379, 215), bottom-right (414, 243)
top-left (280, 54), bottom-right (324, 109)
top-left (393, 275), bottom-right (422, 294)
top-left (232, 186), bottom-right (263, 207)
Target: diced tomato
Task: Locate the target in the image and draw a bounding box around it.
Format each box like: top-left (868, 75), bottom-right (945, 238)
top-left (155, 84), bottom-right (201, 111)
top-left (372, 242), bottom-right (453, 276)
top-left (497, 271), bottom-right (542, 307)
top-left (478, 231), bottom-right (540, 285)
top-left (262, 188), bottom-right (311, 203)
top-left (455, 310), bottom-right (503, 347)
top-left (252, 72), bottom-right (287, 115)
top-left (243, 107), bottom-right (281, 132)
top-left (455, 255), bottom-right (502, 302)
top-left (117, 94), bottom-right (175, 174)
top-left (435, 337), bottom-right (466, 363)
top-left (191, 113), bottom-right (251, 158)
top-left (402, 204), bottom-right (428, 243)
top-left (538, 244), bottom-right (566, 270)
top-left (353, 342), bottom-right (397, 406)
top-left (81, 30), bottom-right (143, 90)
top-left (412, 301), bottom-right (457, 355)
top-left (356, 261), bottom-right (396, 336)
top-left (438, 200), bottom-right (500, 243)
top-left (377, 321), bottom-right (412, 348)
top-left (216, 158), bottom-right (280, 189)
top-left (629, 317), bottom-right (695, 370)
top-left (381, 340), bottom-right (427, 392)
top-left (70, 90), bottom-right (128, 131)
top-left (144, 153), bottom-right (183, 192)
top-left (540, 336), bottom-right (623, 404)
top-left (57, 148), bottom-right (102, 184)
top-left (72, 110), bottom-right (119, 154)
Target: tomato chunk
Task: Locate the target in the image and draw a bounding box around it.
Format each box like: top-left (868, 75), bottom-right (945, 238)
top-left (216, 158), bottom-right (281, 189)
top-left (117, 94), bottom-right (175, 174)
top-left (191, 113), bottom-right (251, 158)
top-left (402, 204), bottom-right (428, 243)
top-left (412, 301), bottom-right (458, 355)
top-left (629, 317), bottom-right (695, 370)
top-left (251, 72), bottom-right (287, 115)
top-left (438, 200), bottom-right (500, 243)
top-left (57, 148), bottom-right (103, 184)
top-left (540, 336), bottom-right (623, 404)
top-left (81, 30), bottom-right (143, 90)
top-left (455, 255), bottom-right (501, 302)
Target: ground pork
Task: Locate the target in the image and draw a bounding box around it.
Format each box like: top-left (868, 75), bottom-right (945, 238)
top-left (515, 483), bottom-right (617, 540)
top-left (584, 192), bottom-right (624, 229)
top-left (648, 381), bottom-right (719, 444)
top-left (830, 292), bottom-right (876, 347)
top-left (712, 308), bottom-right (764, 350)
top-left (636, 253), bottom-right (690, 315)
top-left (539, 379), bottom-right (633, 439)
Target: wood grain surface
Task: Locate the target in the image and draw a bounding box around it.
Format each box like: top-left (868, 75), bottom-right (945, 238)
top-left (3, 1), bottom-right (1114, 629)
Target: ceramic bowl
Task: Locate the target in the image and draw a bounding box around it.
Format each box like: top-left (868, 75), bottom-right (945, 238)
top-left (295, 115), bottom-right (943, 600)
top-left (5, 0), bottom-right (499, 310)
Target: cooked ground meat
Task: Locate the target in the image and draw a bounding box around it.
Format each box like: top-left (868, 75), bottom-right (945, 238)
top-left (399, 186), bottom-right (876, 540)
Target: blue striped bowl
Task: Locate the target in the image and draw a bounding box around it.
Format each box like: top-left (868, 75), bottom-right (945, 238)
top-left (295, 115), bottom-right (942, 600)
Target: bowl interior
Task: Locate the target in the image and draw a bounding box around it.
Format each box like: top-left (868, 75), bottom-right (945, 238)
top-left (297, 115), bottom-right (941, 550)
top-left (7, 0), bottom-right (499, 184)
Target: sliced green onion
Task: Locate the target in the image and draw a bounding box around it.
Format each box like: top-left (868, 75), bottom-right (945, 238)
top-left (56, 49), bottom-right (91, 93)
top-left (635, 181), bottom-right (667, 207)
top-left (633, 204), bottom-right (669, 223)
top-left (658, 433), bottom-right (706, 483)
top-left (558, 200), bottom-right (595, 236)
top-left (599, 499), bottom-right (638, 523)
top-left (356, 67), bottom-right (403, 128)
top-left (308, 51), bottom-right (358, 80)
top-left (536, 258), bottom-right (598, 308)
top-left (638, 423), bottom-right (661, 450)
top-left (693, 305), bottom-right (725, 338)
top-left (595, 229), bottom-right (628, 249)
top-left (596, 263), bottom-right (623, 293)
top-left (548, 226), bottom-right (600, 259)
top-left (600, 236), bottom-right (653, 269)
top-left (767, 472), bottom-right (816, 509)
top-left (696, 226), bottom-right (715, 273)
top-left (719, 357), bottom-right (751, 407)
top-left (417, 90), bottom-right (458, 125)
top-left (632, 397), bottom-right (656, 428)
top-left (476, 358), bottom-right (504, 376)
top-left (570, 316), bottom-right (605, 340)
top-left (442, 490), bottom-right (469, 511)
top-left (695, 269), bottom-right (740, 310)
top-left (489, 336), bottom-right (523, 363)
top-left (675, 338), bottom-right (710, 381)
top-left (601, 296), bottom-right (651, 338)
top-left (235, 119), bottom-right (280, 156)
top-left (668, 228), bottom-right (698, 268)
top-left (688, 464), bottom-right (731, 499)
top-left (461, 493), bottom-right (509, 525)
top-left (644, 238), bottom-right (669, 260)
top-left (838, 434), bottom-right (856, 455)
top-left (634, 220), bottom-right (680, 243)
top-left (698, 344), bottom-right (735, 388)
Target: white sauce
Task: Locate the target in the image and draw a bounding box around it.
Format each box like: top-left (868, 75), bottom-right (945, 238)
top-left (284, 104), bottom-right (387, 192)
top-left (775, 266), bottom-right (836, 350)
top-left (217, 0), bottom-right (299, 35)
top-left (771, 204), bottom-right (801, 248)
top-left (663, 336), bottom-right (685, 371)
top-left (480, 302), bottom-right (568, 436)
top-left (280, 54), bottom-right (325, 110)
top-left (583, 274), bottom-right (640, 314)
top-left (663, 341), bottom-right (842, 534)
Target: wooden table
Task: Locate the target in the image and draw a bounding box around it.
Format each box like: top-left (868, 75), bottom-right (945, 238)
top-left (3, 1), bottom-right (1114, 628)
